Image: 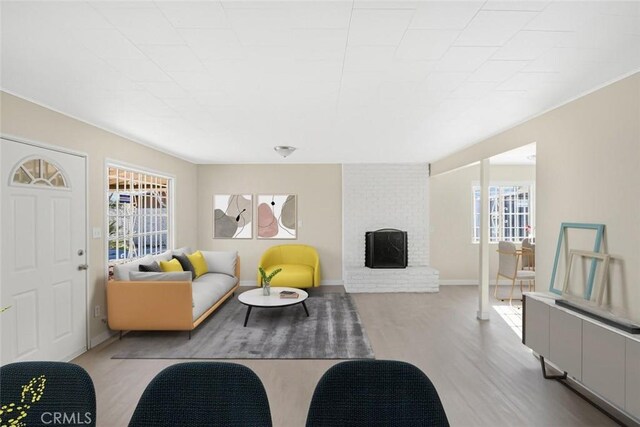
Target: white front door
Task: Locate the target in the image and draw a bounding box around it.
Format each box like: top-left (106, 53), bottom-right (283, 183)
top-left (1, 138), bottom-right (87, 363)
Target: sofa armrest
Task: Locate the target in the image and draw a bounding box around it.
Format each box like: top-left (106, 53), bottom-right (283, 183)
top-left (107, 281), bottom-right (193, 331)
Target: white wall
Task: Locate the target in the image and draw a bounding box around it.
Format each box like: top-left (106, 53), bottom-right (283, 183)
top-left (431, 72), bottom-right (640, 322)
top-left (0, 92), bottom-right (199, 343)
top-left (196, 164), bottom-right (342, 284)
top-left (430, 164), bottom-right (536, 283)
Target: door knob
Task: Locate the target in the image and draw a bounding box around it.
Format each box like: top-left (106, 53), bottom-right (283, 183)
top-left (78, 264), bottom-right (89, 271)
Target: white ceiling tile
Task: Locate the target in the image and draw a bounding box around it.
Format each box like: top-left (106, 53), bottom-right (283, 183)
top-left (180, 29), bottom-right (245, 60)
top-left (91, 2), bottom-right (157, 10)
top-left (31, 2), bottom-right (113, 29)
top-left (69, 28), bottom-right (146, 60)
top-left (468, 60), bottom-right (529, 82)
top-left (450, 81), bottom-right (498, 99)
top-left (139, 45), bottom-right (205, 72)
top-left (139, 81), bottom-right (190, 99)
top-left (491, 30), bottom-right (569, 60)
top-left (353, 1), bottom-right (419, 10)
top-left (523, 48), bottom-right (599, 73)
top-left (348, 9), bottom-right (415, 46)
top-left (410, 2), bottom-right (482, 29)
top-left (288, 3), bottom-right (353, 29)
top-left (396, 29), bottom-right (459, 60)
top-left (524, 1), bottom-right (598, 31)
top-left (167, 71), bottom-right (220, 92)
top-left (98, 7), bottom-right (184, 45)
top-left (233, 27), bottom-right (294, 46)
top-left (225, 8), bottom-right (291, 30)
top-left (343, 45), bottom-right (396, 73)
top-left (289, 29), bottom-right (349, 60)
top-left (387, 60), bottom-right (436, 82)
top-left (118, 90), bottom-right (177, 117)
top-left (106, 58), bottom-right (172, 82)
top-left (419, 72), bottom-right (471, 92)
top-left (455, 11), bottom-right (539, 47)
top-left (482, 1), bottom-right (550, 12)
top-left (435, 47), bottom-right (499, 72)
top-left (497, 71), bottom-right (561, 90)
top-left (156, 1), bottom-right (229, 28)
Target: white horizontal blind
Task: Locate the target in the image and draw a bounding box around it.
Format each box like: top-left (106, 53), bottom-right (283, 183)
top-left (107, 166), bottom-right (171, 265)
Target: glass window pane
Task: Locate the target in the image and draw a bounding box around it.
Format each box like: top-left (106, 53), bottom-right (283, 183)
top-left (13, 167), bottom-right (32, 184)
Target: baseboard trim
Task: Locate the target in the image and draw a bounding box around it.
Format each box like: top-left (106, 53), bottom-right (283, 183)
top-left (90, 329), bottom-right (117, 349)
top-left (439, 279), bottom-right (530, 286)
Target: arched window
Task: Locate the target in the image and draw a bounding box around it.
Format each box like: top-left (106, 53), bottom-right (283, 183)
top-left (12, 158), bottom-right (68, 188)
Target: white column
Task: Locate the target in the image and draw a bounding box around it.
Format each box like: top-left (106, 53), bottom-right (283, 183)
top-left (477, 158), bottom-right (490, 320)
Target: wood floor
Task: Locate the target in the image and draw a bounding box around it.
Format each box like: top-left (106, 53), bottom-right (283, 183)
top-left (73, 286), bottom-right (616, 427)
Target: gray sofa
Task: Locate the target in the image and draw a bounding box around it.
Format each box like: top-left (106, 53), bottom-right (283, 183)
top-left (107, 248), bottom-right (239, 335)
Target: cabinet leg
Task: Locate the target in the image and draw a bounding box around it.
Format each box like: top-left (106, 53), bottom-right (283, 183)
top-left (540, 356), bottom-right (567, 380)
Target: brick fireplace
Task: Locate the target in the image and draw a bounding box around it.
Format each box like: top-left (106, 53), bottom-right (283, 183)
top-left (342, 164), bottom-right (439, 293)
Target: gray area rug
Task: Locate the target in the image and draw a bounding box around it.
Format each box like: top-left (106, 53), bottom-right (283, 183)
top-left (111, 292), bottom-right (374, 359)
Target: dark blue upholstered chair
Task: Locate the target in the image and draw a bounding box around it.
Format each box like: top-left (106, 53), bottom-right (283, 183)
top-left (128, 362), bottom-right (272, 427)
top-left (306, 360), bottom-right (449, 427)
top-left (0, 361), bottom-right (96, 427)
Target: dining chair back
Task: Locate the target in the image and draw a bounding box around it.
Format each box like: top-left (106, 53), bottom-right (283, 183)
top-left (306, 360), bottom-right (449, 427)
top-left (128, 362), bottom-right (272, 427)
top-left (521, 238), bottom-right (535, 270)
top-left (495, 241), bottom-right (536, 303)
top-left (0, 361), bottom-right (96, 427)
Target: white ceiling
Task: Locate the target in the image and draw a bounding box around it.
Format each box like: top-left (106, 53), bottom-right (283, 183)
top-left (490, 141), bottom-right (536, 165)
top-left (1, 1), bottom-right (639, 164)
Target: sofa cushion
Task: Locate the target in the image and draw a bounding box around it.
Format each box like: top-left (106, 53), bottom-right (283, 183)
top-left (173, 253), bottom-right (196, 279)
top-left (200, 251), bottom-right (237, 277)
top-left (153, 250), bottom-right (173, 263)
top-left (266, 264), bottom-right (314, 287)
top-left (139, 261), bottom-right (162, 272)
top-left (113, 255), bottom-right (154, 281)
top-left (129, 271), bottom-right (193, 282)
top-left (187, 251), bottom-right (208, 279)
top-left (192, 273), bottom-right (238, 321)
top-left (160, 259), bottom-right (183, 272)
top-left (173, 247), bottom-right (193, 256)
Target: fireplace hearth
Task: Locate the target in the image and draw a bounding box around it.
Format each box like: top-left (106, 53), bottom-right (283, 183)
top-left (365, 229), bottom-right (408, 268)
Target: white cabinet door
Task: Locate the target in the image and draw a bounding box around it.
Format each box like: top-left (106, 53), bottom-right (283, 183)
top-left (627, 339), bottom-right (640, 419)
top-left (524, 296), bottom-right (549, 358)
top-left (549, 308), bottom-right (582, 380)
top-left (582, 322), bottom-right (626, 409)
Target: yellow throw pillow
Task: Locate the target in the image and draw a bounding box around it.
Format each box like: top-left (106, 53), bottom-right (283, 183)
top-left (159, 259), bottom-right (183, 272)
top-left (187, 251), bottom-right (208, 279)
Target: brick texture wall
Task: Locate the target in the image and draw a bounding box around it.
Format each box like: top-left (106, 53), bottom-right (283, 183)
top-left (342, 164), bottom-right (438, 292)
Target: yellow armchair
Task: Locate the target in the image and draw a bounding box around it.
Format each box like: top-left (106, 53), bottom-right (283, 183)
top-left (257, 244), bottom-right (320, 288)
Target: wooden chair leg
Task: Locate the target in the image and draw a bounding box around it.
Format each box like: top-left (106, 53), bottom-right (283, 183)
top-left (508, 278), bottom-right (516, 305)
top-left (494, 274), bottom-right (500, 299)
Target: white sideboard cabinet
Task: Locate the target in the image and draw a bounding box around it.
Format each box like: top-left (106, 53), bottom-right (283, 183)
top-left (523, 292), bottom-right (640, 422)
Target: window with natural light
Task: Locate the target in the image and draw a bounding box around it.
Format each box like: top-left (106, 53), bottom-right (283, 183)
top-left (472, 184), bottom-right (534, 244)
top-left (107, 165), bottom-right (172, 265)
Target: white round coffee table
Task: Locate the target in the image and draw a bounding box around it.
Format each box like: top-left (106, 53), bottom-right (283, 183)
top-left (238, 287), bottom-right (309, 327)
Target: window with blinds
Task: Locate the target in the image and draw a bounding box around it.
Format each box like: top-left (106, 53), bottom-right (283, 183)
top-left (472, 184), bottom-right (534, 244)
top-left (107, 165), bottom-right (172, 265)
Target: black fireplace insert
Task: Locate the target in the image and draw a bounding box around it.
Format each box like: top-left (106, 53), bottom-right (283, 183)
top-left (365, 229), bottom-right (408, 268)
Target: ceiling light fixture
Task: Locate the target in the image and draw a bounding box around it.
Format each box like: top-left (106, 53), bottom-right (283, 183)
top-left (274, 146), bottom-right (297, 158)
